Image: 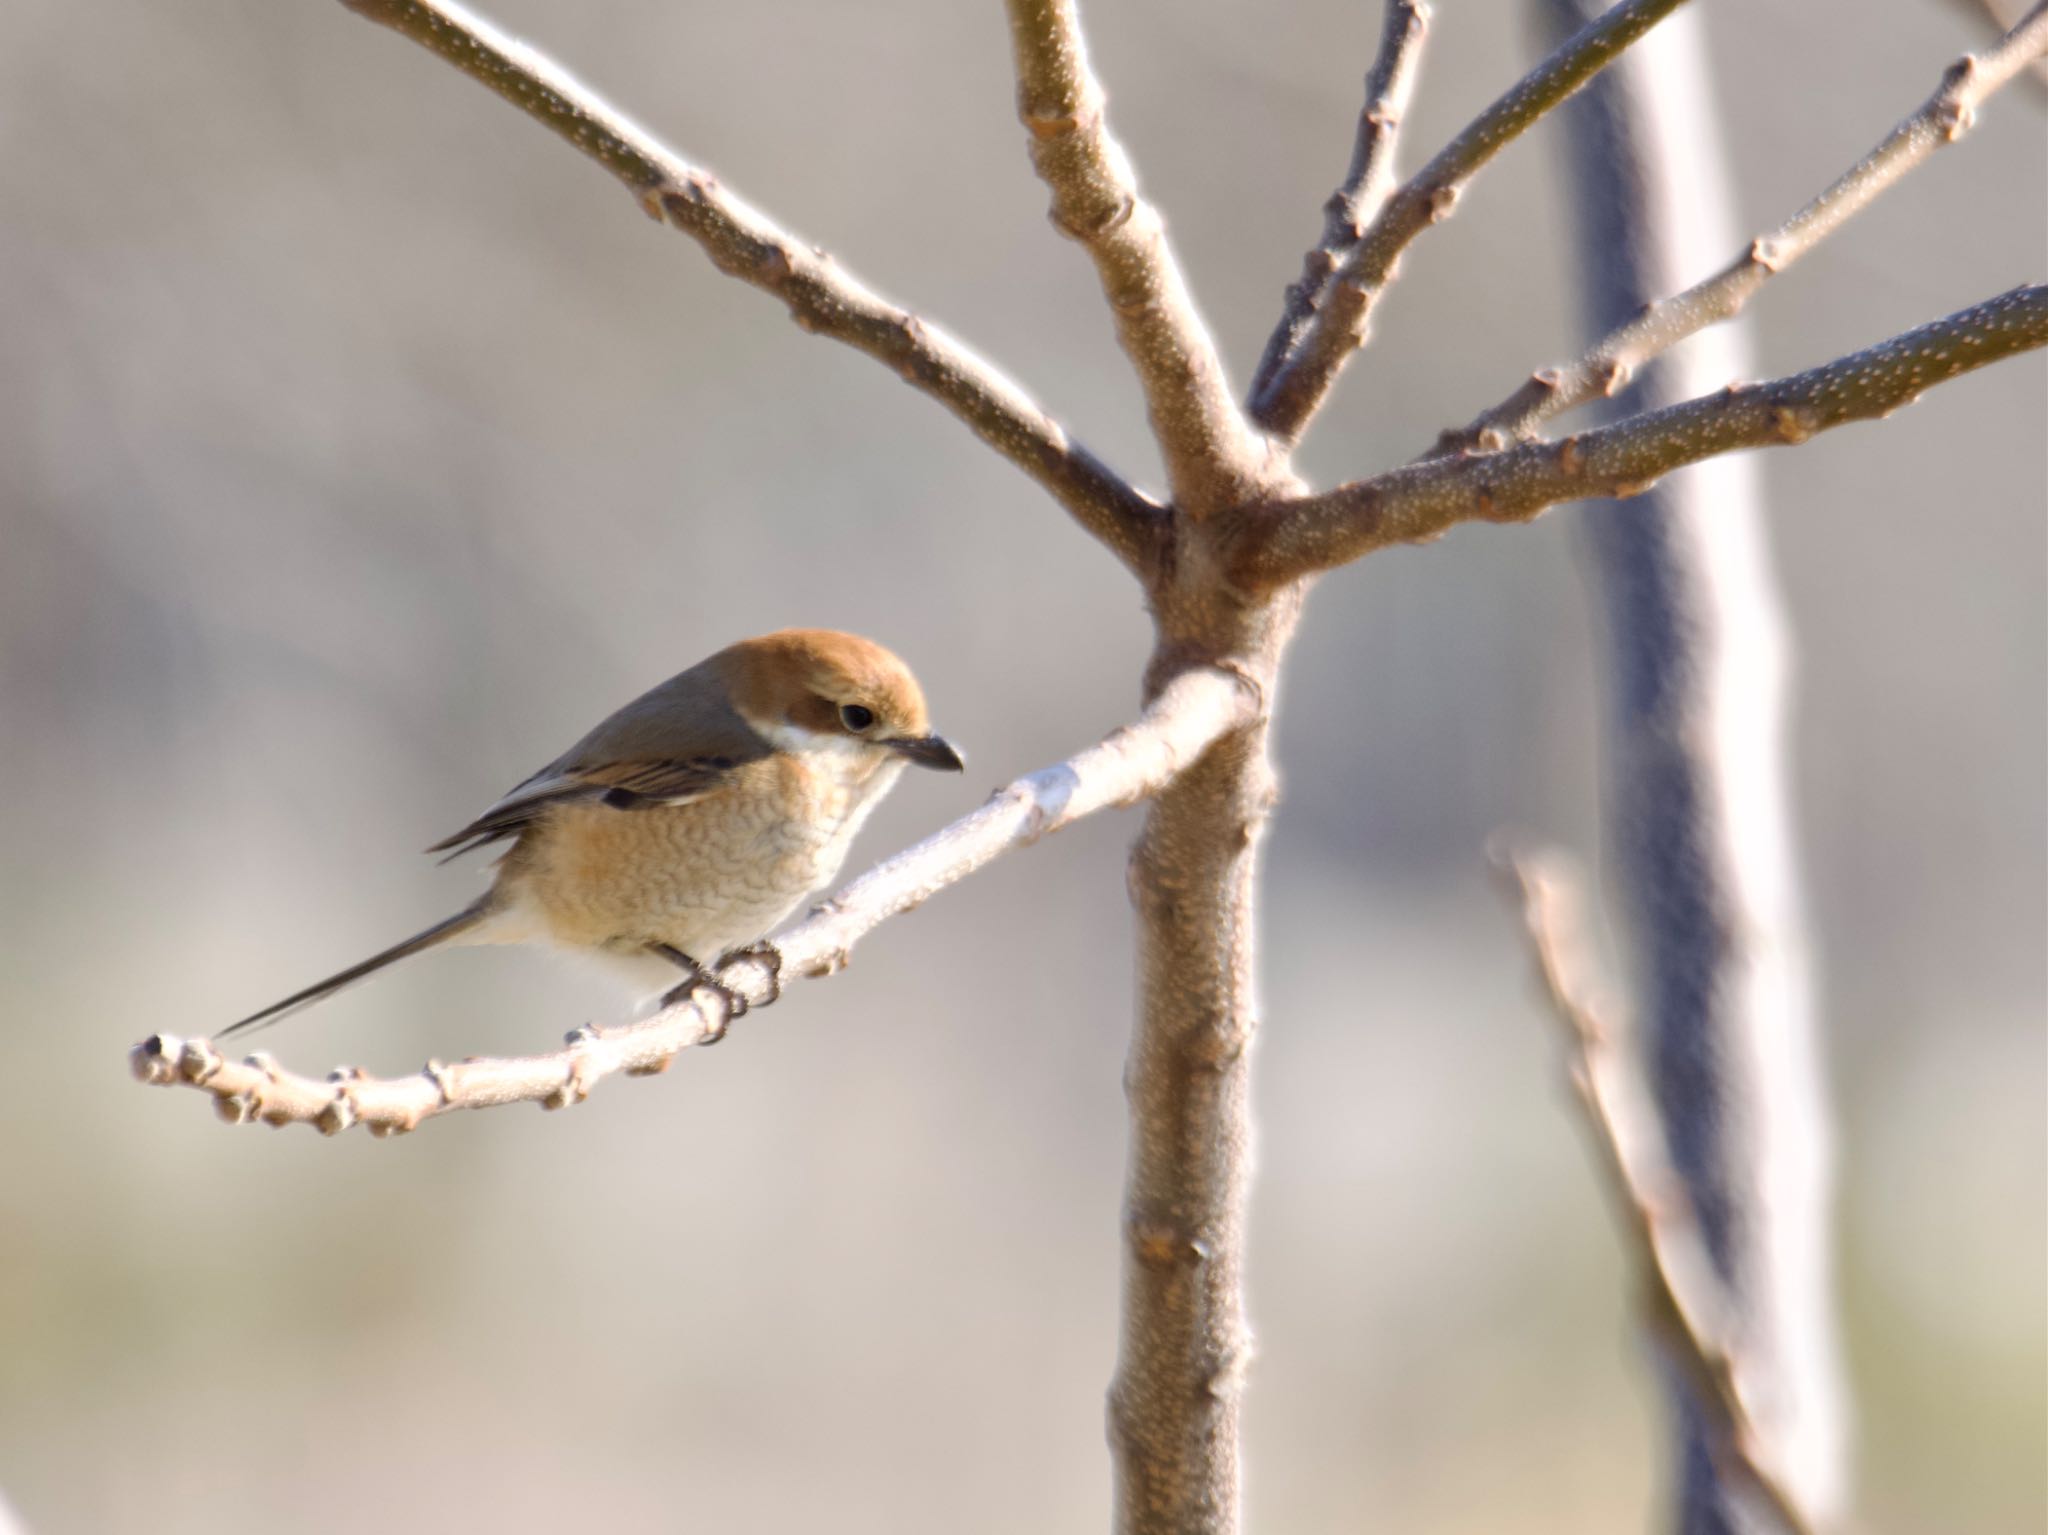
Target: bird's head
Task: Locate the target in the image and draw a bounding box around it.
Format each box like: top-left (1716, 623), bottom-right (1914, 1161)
top-left (719, 629), bottom-right (965, 774)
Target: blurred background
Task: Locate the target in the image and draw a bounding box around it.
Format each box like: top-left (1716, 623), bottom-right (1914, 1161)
top-left (1, 0), bottom-right (2040, 1530)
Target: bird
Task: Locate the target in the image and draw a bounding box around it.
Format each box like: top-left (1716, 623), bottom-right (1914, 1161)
top-left (222, 629), bottom-right (963, 1039)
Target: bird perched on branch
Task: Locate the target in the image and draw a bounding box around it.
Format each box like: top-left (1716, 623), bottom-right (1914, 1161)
top-left (224, 629), bottom-right (964, 1038)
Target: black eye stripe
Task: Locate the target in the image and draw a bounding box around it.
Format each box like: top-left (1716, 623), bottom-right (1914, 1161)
top-left (839, 703), bottom-right (876, 732)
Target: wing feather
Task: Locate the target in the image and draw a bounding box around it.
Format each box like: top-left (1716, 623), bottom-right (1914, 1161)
top-left (427, 652), bottom-right (775, 862)
top-left (424, 756), bottom-right (743, 862)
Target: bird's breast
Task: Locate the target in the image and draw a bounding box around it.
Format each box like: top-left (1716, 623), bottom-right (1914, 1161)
top-left (497, 748), bottom-right (903, 963)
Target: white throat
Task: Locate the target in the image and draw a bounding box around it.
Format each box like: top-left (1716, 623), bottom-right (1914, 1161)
top-left (748, 716), bottom-right (909, 825)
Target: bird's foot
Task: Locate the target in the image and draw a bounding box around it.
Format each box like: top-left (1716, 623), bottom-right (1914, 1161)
top-left (650, 943), bottom-right (740, 1043)
top-left (718, 941), bottom-right (784, 1009)
top-left (650, 941), bottom-right (781, 1044)
top-left (657, 971), bottom-right (744, 1044)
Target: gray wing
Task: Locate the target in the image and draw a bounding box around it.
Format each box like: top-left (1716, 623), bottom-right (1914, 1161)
top-left (426, 651), bottom-right (776, 862)
top-left (424, 756), bottom-right (747, 862)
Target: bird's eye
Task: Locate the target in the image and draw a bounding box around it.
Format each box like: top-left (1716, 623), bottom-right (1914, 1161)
top-left (839, 703), bottom-right (876, 732)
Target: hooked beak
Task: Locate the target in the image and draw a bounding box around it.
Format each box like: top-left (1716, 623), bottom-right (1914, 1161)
top-left (889, 733), bottom-right (966, 772)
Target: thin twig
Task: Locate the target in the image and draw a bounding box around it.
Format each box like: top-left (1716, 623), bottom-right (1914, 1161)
top-left (1236, 282), bottom-right (2048, 586)
top-left (335, 0), bottom-right (1166, 570)
top-left (1440, 0), bottom-right (2048, 456)
top-left (130, 667), bottom-right (1259, 1137)
top-left (1004, 0), bottom-right (1278, 514)
top-left (1247, 0), bottom-right (1431, 408)
top-left (1247, 0), bottom-right (1694, 442)
top-left (1497, 851), bottom-right (1819, 1535)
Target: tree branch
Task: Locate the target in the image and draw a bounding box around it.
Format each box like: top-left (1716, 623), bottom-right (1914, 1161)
top-left (1498, 852), bottom-right (1820, 1535)
top-left (1236, 282), bottom-right (2048, 586)
top-left (129, 667), bottom-right (1258, 1137)
top-left (1004, 0), bottom-right (1278, 514)
top-left (335, 0), bottom-right (1167, 570)
top-left (1247, 0), bottom-right (1431, 409)
top-left (1441, 0), bottom-right (2048, 455)
top-left (1247, 0), bottom-right (1694, 442)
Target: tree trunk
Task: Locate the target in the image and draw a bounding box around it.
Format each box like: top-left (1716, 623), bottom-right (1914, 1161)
top-left (1109, 583), bottom-right (1303, 1535)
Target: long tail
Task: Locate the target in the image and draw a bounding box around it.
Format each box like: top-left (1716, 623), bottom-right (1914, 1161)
top-left (220, 900), bottom-right (492, 1039)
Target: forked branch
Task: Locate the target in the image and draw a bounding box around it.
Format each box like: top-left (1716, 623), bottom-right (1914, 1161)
top-left (1499, 852), bottom-right (1818, 1535)
top-left (1249, 0), bottom-right (1431, 407)
top-left (1004, 0), bottom-right (1278, 512)
top-left (336, 0), bottom-right (1165, 569)
top-left (1441, 0), bottom-right (2048, 455)
top-left (1238, 283), bottom-right (2048, 586)
top-left (1248, 0), bottom-right (1693, 441)
top-left (131, 667), bottom-right (1259, 1136)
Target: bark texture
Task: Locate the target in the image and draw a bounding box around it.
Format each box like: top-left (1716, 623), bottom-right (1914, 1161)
top-left (1112, 591), bottom-right (1301, 1535)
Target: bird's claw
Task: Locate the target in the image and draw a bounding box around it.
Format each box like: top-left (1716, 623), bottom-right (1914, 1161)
top-left (720, 941), bottom-right (784, 1008)
top-left (651, 940), bottom-right (783, 1044)
top-left (695, 998), bottom-right (735, 1045)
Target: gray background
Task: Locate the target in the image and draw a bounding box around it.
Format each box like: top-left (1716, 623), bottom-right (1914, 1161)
top-left (1, 1), bottom-right (2040, 1530)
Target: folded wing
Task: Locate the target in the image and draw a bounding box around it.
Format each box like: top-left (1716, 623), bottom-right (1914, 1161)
top-left (426, 756), bottom-right (748, 862)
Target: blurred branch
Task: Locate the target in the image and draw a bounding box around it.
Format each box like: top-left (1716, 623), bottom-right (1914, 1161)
top-left (1248, 0), bottom-right (1431, 410)
top-left (1235, 282), bottom-right (2048, 586)
top-left (335, 0), bottom-right (1167, 571)
top-left (1498, 852), bottom-right (1820, 1535)
top-left (1247, 0), bottom-right (1693, 442)
top-left (1004, 0), bottom-right (1278, 513)
top-left (1544, 3), bottom-right (1848, 1521)
top-left (131, 667), bottom-right (1258, 1136)
top-left (1442, 0), bottom-right (2048, 455)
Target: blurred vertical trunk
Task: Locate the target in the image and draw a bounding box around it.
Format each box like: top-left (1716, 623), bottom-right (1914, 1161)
top-left (1542, 4), bottom-right (1850, 1529)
